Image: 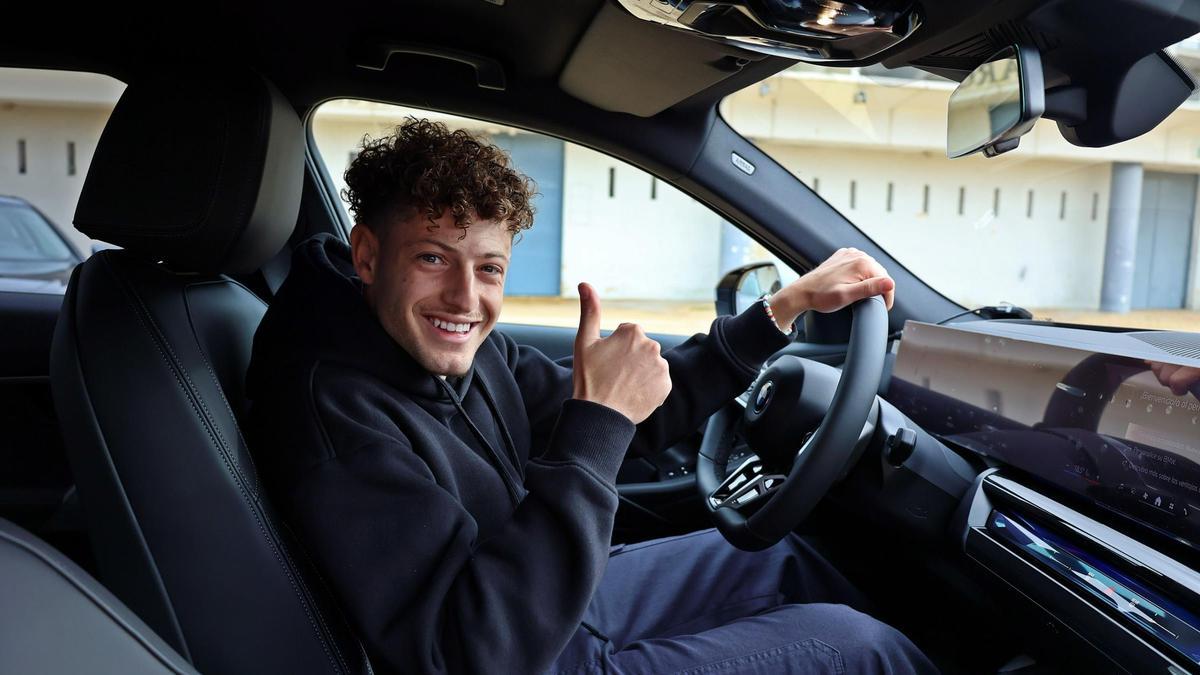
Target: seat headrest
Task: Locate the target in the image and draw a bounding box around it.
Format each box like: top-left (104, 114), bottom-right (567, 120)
top-left (74, 70), bottom-right (303, 275)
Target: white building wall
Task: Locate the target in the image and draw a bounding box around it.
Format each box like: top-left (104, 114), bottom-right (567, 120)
top-left (558, 143), bottom-right (723, 299)
top-left (0, 104), bottom-right (113, 256)
top-left (758, 142), bottom-right (1114, 308)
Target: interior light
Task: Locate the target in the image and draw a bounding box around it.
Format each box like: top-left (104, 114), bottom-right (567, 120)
top-left (617, 0), bottom-right (921, 63)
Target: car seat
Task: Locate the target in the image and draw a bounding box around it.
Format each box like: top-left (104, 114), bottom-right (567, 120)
top-left (49, 69), bottom-right (371, 675)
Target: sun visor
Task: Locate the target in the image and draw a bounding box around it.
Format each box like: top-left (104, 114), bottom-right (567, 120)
top-left (560, 3), bottom-right (766, 117)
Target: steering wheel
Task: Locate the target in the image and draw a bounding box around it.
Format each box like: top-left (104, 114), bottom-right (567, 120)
top-left (696, 297), bottom-right (889, 551)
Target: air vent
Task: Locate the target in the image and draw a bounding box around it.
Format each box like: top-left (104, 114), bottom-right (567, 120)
top-left (1130, 331), bottom-right (1200, 360)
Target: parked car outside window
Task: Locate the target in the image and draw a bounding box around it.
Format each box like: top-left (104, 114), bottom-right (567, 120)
top-left (0, 196), bottom-right (81, 294)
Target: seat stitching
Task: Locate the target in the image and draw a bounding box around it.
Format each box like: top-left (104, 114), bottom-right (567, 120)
top-left (155, 292), bottom-right (246, 493)
top-left (276, 511), bottom-right (376, 674)
top-left (181, 280), bottom-right (262, 495)
top-left (128, 287), bottom-right (348, 673)
top-left (178, 286), bottom-right (356, 671)
top-left (114, 268), bottom-right (348, 674)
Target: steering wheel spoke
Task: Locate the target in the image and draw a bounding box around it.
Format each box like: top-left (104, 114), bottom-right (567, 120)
top-left (707, 455), bottom-right (787, 511)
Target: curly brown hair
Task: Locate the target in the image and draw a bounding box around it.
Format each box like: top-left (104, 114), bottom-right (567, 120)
top-left (342, 117), bottom-right (536, 238)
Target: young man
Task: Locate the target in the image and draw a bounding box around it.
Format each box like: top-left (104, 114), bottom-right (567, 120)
top-left (247, 119), bottom-right (935, 674)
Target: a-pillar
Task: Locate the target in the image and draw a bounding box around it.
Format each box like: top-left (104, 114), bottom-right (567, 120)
top-left (1099, 162), bottom-right (1144, 313)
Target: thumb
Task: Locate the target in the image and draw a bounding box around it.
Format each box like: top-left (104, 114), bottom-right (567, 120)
top-left (575, 282), bottom-right (602, 353)
top-left (847, 276), bottom-right (895, 307)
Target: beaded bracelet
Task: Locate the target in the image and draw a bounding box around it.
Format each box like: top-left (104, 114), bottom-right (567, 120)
top-left (761, 294), bottom-right (795, 335)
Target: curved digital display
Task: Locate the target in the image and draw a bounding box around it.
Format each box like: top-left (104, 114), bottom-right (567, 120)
top-left (890, 321), bottom-right (1200, 550)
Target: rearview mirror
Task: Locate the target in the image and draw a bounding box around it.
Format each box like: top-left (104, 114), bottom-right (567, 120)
top-left (947, 45), bottom-right (1045, 159)
top-left (715, 262), bottom-right (782, 317)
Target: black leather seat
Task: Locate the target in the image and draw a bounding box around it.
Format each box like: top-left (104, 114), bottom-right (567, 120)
top-left (50, 71), bottom-right (370, 675)
top-left (0, 518), bottom-right (197, 675)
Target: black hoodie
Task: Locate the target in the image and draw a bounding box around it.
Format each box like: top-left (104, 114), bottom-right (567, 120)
top-left (246, 234), bottom-right (791, 674)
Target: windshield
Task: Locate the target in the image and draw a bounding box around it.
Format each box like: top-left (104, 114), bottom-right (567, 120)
top-left (722, 37), bottom-right (1200, 332)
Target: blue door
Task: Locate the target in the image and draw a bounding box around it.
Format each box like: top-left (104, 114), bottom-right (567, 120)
top-left (1133, 172), bottom-right (1197, 309)
top-left (491, 134), bottom-right (563, 296)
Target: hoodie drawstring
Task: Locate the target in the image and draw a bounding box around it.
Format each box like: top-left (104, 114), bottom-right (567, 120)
top-left (433, 374), bottom-right (524, 507)
top-left (474, 375), bottom-right (524, 483)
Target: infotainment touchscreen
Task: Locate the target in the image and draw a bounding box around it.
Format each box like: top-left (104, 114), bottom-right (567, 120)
top-left (889, 321), bottom-right (1200, 550)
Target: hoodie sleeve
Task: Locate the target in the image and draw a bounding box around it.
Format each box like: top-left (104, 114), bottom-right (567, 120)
top-left (511, 300), bottom-right (790, 459)
top-left (289, 375), bottom-right (635, 675)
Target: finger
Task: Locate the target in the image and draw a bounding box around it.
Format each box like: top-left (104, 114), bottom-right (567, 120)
top-left (880, 276), bottom-right (895, 310)
top-left (1155, 364), bottom-right (1182, 388)
top-left (575, 282), bottom-right (602, 353)
top-left (1167, 366), bottom-right (1200, 396)
top-left (1148, 361), bottom-right (1165, 380)
top-left (845, 276), bottom-right (895, 307)
top-left (1184, 367), bottom-right (1200, 397)
top-left (859, 258), bottom-right (894, 308)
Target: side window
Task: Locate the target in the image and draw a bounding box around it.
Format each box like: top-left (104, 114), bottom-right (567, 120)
top-left (311, 101), bottom-right (796, 335)
top-left (0, 68), bottom-right (125, 293)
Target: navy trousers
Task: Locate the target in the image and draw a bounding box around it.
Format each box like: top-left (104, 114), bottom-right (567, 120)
top-left (548, 529), bottom-right (937, 675)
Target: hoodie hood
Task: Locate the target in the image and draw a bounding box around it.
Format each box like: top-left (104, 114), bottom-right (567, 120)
top-left (247, 233), bottom-right (470, 407)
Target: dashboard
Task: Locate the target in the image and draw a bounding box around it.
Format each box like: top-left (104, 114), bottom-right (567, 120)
top-left (884, 320), bottom-right (1200, 673)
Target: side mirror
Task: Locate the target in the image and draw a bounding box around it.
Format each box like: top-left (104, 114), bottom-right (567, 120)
top-left (947, 45), bottom-right (1045, 159)
top-left (715, 262), bottom-right (782, 317)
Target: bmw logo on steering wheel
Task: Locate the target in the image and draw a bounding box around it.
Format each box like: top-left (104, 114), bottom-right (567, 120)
top-left (753, 380), bottom-right (774, 413)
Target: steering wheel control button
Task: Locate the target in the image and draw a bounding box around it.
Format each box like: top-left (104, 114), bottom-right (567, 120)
top-left (707, 455), bottom-right (787, 511)
top-left (884, 427), bottom-right (918, 467)
top-left (753, 380), bottom-right (774, 412)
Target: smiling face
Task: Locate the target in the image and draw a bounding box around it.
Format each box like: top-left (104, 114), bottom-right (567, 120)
top-left (351, 212), bottom-right (511, 377)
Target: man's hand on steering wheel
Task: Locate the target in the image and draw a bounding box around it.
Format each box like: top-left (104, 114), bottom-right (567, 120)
top-left (766, 248), bottom-right (896, 332)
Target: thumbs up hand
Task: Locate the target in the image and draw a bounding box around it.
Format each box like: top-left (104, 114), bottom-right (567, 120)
top-left (572, 283), bottom-right (672, 424)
